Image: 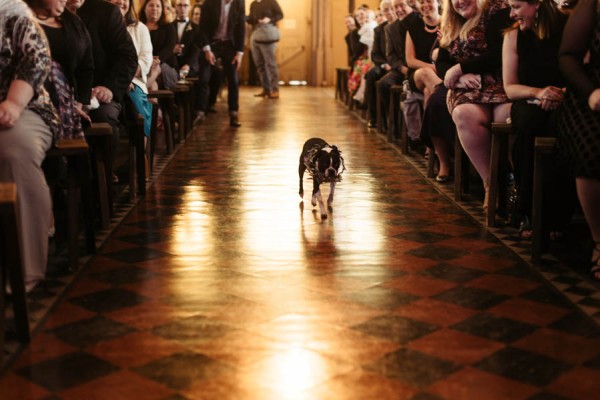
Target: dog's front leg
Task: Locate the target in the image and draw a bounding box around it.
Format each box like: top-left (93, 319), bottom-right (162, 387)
top-left (312, 181), bottom-right (327, 219)
top-left (327, 181), bottom-right (335, 210)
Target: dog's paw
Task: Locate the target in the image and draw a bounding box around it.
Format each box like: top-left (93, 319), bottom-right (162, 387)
top-left (311, 199), bottom-right (317, 207)
top-left (299, 201), bottom-right (304, 211)
top-left (321, 213), bottom-right (328, 220)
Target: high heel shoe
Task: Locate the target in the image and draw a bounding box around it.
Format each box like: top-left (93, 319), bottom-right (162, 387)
top-left (591, 242), bottom-right (600, 281)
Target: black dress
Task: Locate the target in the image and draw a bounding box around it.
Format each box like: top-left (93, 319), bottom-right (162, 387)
top-left (509, 13), bottom-right (570, 226)
top-left (405, 16), bottom-right (438, 92)
top-left (558, 0), bottom-right (600, 179)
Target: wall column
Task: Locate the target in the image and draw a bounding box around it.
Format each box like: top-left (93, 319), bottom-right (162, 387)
top-left (310, 0), bottom-right (333, 86)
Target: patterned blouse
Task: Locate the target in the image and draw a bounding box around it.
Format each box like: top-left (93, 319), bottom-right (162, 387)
top-left (0, 13), bottom-right (60, 139)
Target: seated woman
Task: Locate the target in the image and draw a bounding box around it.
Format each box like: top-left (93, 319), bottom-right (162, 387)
top-left (502, 0), bottom-right (569, 237)
top-left (140, 0), bottom-right (178, 90)
top-left (405, 0), bottom-right (442, 103)
top-left (110, 0), bottom-right (153, 142)
top-left (438, 0), bottom-right (512, 210)
top-left (0, 0), bottom-right (60, 292)
top-left (26, 0), bottom-right (93, 140)
top-left (557, 0), bottom-right (600, 280)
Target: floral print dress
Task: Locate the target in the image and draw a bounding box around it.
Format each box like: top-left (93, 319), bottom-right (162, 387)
top-left (446, 0), bottom-right (509, 112)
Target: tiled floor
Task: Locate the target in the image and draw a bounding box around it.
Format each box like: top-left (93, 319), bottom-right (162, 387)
top-left (2, 87), bottom-right (600, 399)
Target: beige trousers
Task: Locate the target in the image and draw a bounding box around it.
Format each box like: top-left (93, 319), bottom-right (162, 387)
top-left (0, 109), bottom-right (53, 287)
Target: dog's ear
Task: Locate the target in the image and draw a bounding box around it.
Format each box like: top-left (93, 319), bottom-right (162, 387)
top-left (329, 146), bottom-right (341, 169)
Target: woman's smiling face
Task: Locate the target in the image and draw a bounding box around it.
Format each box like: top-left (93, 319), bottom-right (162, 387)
top-left (508, 0), bottom-right (539, 31)
top-left (451, 0), bottom-right (478, 19)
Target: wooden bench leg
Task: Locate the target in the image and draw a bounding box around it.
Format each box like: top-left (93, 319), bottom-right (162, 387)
top-left (487, 132), bottom-right (502, 226)
top-left (0, 183), bottom-right (31, 346)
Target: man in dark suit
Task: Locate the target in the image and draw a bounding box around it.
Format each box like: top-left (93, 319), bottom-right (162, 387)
top-left (69, 0), bottom-right (137, 179)
top-left (365, 0), bottom-right (396, 129)
top-left (377, 0), bottom-right (414, 124)
top-left (196, 0), bottom-right (246, 127)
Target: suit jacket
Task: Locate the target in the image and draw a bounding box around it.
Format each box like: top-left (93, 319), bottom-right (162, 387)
top-left (171, 20), bottom-right (200, 72)
top-left (371, 21), bottom-right (388, 67)
top-left (77, 0), bottom-right (137, 100)
top-left (385, 13), bottom-right (417, 73)
top-left (199, 0), bottom-right (246, 53)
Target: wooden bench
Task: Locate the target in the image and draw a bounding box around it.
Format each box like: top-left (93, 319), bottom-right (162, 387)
top-left (532, 137), bottom-right (557, 263)
top-left (127, 115), bottom-right (146, 200)
top-left (388, 85), bottom-right (403, 145)
top-left (335, 68), bottom-right (350, 104)
top-left (46, 138), bottom-right (93, 270)
top-left (0, 183), bottom-right (30, 360)
top-left (84, 123), bottom-right (113, 228)
top-left (487, 122), bottom-right (515, 227)
top-left (171, 84), bottom-right (191, 141)
top-left (147, 89), bottom-right (176, 158)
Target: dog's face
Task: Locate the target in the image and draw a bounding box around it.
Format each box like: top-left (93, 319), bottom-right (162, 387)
top-left (315, 146), bottom-right (341, 181)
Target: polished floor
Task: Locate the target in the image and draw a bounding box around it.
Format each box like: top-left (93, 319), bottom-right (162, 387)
top-left (2, 87), bottom-right (600, 399)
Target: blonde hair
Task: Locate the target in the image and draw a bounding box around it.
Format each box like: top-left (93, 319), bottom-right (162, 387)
top-left (440, 0), bottom-right (489, 48)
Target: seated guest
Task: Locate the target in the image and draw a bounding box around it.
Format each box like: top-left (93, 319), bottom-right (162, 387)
top-left (172, 0), bottom-right (200, 78)
top-left (109, 0), bottom-right (153, 141)
top-left (438, 0), bottom-right (512, 210)
top-left (377, 0), bottom-right (414, 123)
top-left (348, 7), bottom-right (372, 102)
top-left (140, 0), bottom-right (179, 89)
top-left (191, 2), bottom-right (201, 24)
top-left (68, 0), bottom-right (138, 182)
top-left (26, 0), bottom-right (94, 139)
top-left (365, 0), bottom-right (397, 128)
top-left (0, 0), bottom-right (60, 291)
top-left (405, 0), bottom-right (441, 103)
top-left (557, 0), bottom-right (600, 280)
top-left (502, 0), bottom-right (569, 237)
top-left (344, 14), bottom-right (360, 68)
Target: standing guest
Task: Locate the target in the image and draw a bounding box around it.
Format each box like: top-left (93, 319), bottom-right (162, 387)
top-left (195, 0), bottom-right (246, 128)
top-left (0, 0), bottom-right (60, 291)
top-left (438, 0), bottom-right (512, 210)
top-left (557, 0), bottom-right (600, 280)
top-left (67, 0), bottom-right (138, 183)
top-left (26, 0), bottom-right (94, 139)
top-left (109, 0), bottom-right (153, 141)
top-left (247, 0), bottom-right (284, 99)
top-left (172, 0), bottom-right (200, 78)
top-left (502, 0), bottom-right (569, 237)
top-left (140, 0), bottom-right (179, 89)
top-left (365, 0), bottom-right (396, 129)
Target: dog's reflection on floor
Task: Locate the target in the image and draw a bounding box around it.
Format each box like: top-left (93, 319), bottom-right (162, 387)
top-left (299, 208), bottom-right (339, 266)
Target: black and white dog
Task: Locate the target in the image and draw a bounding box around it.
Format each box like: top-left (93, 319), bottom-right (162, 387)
top-left (298, 138), bottom-right (345, 219)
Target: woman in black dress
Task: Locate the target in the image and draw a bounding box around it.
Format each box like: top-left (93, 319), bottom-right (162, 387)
top-left (140, 0), bottom-right (178, 89)
top-left (557, 0), bottom-right (600, 280)
top-left (502, 0), bottom-right (569, 238)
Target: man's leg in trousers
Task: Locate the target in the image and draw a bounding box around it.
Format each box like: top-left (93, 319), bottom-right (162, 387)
top-left (208, 65), bottom-right (223, 108)
top-left (88, 101), bottom-right (122, 174)
top-left (365, 66), bottom-right (383, 124)
top-left (215, 46), bottom-right (239, 113)
top-left (196, 61), bottom-right (212, 113)
top-left (378, 71), bottom-right (402, 123)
